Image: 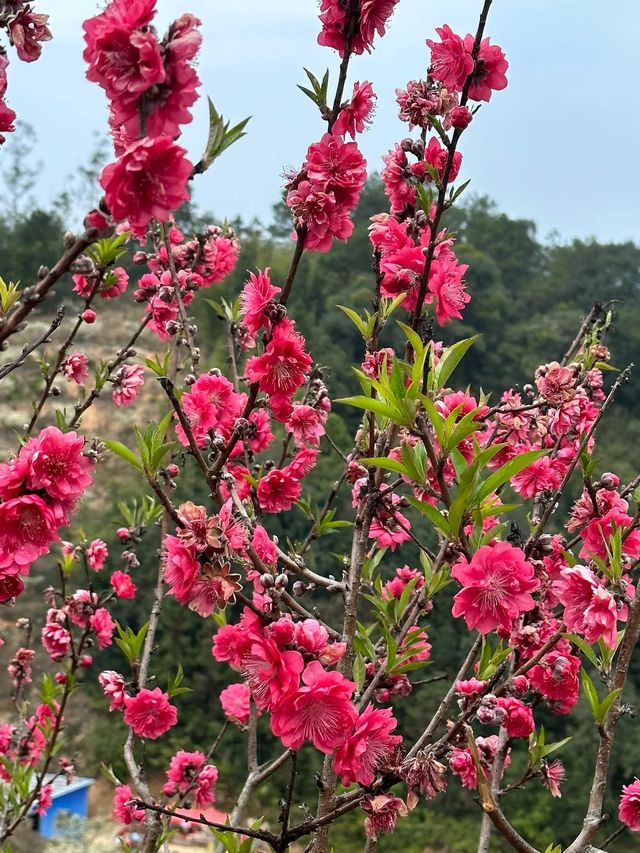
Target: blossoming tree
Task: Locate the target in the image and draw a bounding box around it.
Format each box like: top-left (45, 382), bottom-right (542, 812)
top-left (1, 0), bottom-right (639, 852)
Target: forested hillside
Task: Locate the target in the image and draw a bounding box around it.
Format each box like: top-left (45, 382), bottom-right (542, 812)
top-left (2, 171), bottom-right (640, 851)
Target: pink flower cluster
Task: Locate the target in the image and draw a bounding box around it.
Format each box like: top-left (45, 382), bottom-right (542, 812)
top-left (162, 750), bottom-right (218, 807)
top-left (0, 427), bottom-right (94, 602)
top-left (213, 609), bottom-right (402, 784)
top-left (120, 687), bottom-right (178, 740)
top-left (369, 214), bottom-right (469, 322)
top-left (0, 4), bottom-right (52, 144)
top-left (83, 1), bottom-right (202, 230)
top-left (162, 501), bottom-right (243, 617)
top-left (318, 0), bottom-right (399, 56)
top-left (427, 25), bottom-right (508, 102)
top-left (286, 132), bottom-right (367, 252)
top-left (134, 223), bottom-right (239, 342)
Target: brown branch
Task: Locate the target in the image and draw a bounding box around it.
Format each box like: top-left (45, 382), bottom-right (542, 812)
top-left (130, 799), bottom-right (277, 844)
top-left (0, 230), bottom-right (98, 345)
top-left (0, 307), bottom-right (65, 381)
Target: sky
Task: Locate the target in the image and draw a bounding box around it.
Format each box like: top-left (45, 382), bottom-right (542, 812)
top-left (4, 0), bottom-right (640, 243)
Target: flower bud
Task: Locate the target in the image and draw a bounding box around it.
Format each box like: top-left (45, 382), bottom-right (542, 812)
top-left (450, 106), bottom-right (472, 128)
top-left (82, 309), bottom-right (96, 324)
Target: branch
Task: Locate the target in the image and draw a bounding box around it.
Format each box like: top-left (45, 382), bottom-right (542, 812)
top-left (0, 230), bottom-right (97, 344)
top-left (0, 307), bottom-right (65, 381)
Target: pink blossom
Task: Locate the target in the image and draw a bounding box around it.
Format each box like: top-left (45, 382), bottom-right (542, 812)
top-left (123, 688), bottom-right (178, 739)
top-left (333, 81), bottom-right (376, 139)
top-left (465, 35), bottom-right (509, 102)
top-left (580, 509), bottom-right (640, 562)
top-left (427, 254), bottom-right (470, 325)
top-left (36, 783), bottom-right (52, 817)
top-left (100, 136), bottom-right (192, 231)
top-left (212, 609), bottom-right (263, 668)
top-left (317, 0), bottom-right (399, 56)
top-left (243, 635), bottom-right (304, 710)
top-left (541, 759), bottom-right (565, 798)
top-left (240, 268), bottom-right (281, 334)
top-left (111, 570), bottom-right (137, 599)
top-left (112, 364), bottom-right (144, 407)
top-left (286, 179), bottom-right (353, 252)
top-left (289, 447), bottom-right (319, 478)
top-left (99, 670), bottom-right (128, 711)
top-left (0, 54), bottom-right (16, 144)
top-left (306, 134), bottom-right (367, 208)
top-left (427, 25), bottom-right (474, 92)
top-left (175, 373), bottom-right (244, 447)
top-left (270, 661), bottom-right (356, 752)
top-left (294, 619), bottom-right (329, 654)
top-left (26, 426), bottom-right (94, 504)
top-left (41, 622), bottom-right (71, 662)
top-left (257, 466), bottom-right (302, 513)
top-left (424, 136), bottom-right (463, 186)
top-left (381, 144), bottom-right (415, 213)
top-left (219, 683), bottom-right (252, 726)
top-left (10, 9), bottom-right (52, 62)
top-left (361, 793), bottom-right (408, 840)
top-left (86, 539), bottom-right (108, 571)
top-left (196, 229), bottom-right (239, 285)
top-left (162, 751), bottom-right (218, 807)
top-left (100, 267), bottom-right (129, 299)
top-left (91, 608), bottom-right (116, 649)
top-left (163, 534), bottom-right (200, 603)
top-left (450, 106), bottom-right (472, 128)
top-left (188, 565), bottom-right (242, 617)
top-left (62, 352), bottom-right (89, 384)
top-left (529, 647), bottom-right (580, 714)
top-left (396, 80), bottom-right (442, 130)
top-left (369, 497), bottom-right (412, 551)
top-left (554, 566), bottom-right (619, 649)
top-left (496, 696), bottom-right (534, 738)
top-left (113, 784), bottom-right (145, 825)
top-left (0, 495), bottom-right (59, 575)
top-left (619, 779), bottom-right (640, 831)
top-left (286, 404), bottom-right (326, 447)
top-left (334, 704), bottom-right (402, 786)
top-left (451, 541), bottom-right (539, 634)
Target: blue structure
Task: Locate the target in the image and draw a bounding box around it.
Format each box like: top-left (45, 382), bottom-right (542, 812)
top-left (34, 774), bottom-right (94, 839)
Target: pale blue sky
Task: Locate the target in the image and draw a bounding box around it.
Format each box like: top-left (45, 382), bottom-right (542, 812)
top-left (4, 0), bottom-right (639, 242)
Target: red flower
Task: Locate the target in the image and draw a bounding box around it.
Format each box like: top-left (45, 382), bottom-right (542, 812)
top-left (100, 136), bottom-right (192, 231)
top-left (245, 318), bottom-right (312, 398)
top-left (334, 704), bottom-right (402, 786)
top-left (451, 541), bottom-right (539, 634)
top-left (619, 779), bottom-right (640, 831)
top-left (427, 25), bottom-right (473, 91)
top-left (10, 10), bottom-right (52, 63)
top-left (256, 466), bottom-right (302, 513)
top-left (270, 661), bottom-right (357, 752)
top-left (123, 688), bottom-right (178, 739)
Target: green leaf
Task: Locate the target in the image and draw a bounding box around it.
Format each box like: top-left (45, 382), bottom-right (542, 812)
top-left (407, 497), bottom-right (451, 537)
top-left (335, 395), bottom-right (404, 424)
top-left (565, 633), bottom-right (599, 668)
top-left (360, 456), bottom-right (408, 476)
top-left (103, 439), bottom-right (143, 472)
top-left (581, 670), bottom-right (600, 720)
top-left (475, 450), bottom-right (547, 504)
top-left (595, 688), bottom-right (622, 725)
top-left (353, 654), bottom-right (366, 692)
top-left (432, 336), bottom-right (480, 390)
top-left (199, 97), bottom-right (250, 173)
